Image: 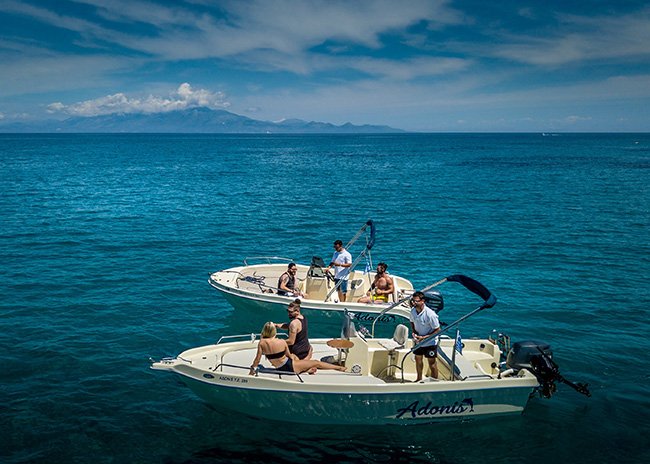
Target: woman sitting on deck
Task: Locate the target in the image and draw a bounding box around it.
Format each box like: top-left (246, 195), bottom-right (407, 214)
top-left (249, 322), bottom-right (346, 375)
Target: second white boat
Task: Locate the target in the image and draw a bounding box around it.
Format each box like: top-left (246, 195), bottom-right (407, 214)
top-left (153, 275), bottom-right (591, 425)
top-left (208, 220), bottom-right (440, 332)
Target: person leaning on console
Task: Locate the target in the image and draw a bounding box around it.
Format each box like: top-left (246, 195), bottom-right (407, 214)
top-left (272, 299), bottom-right (312, 360)
top-left (277, 262), bottom-right (307, 298)
top-left (249, 322), bottom-right (346, 375)
top-left (357, 262), bottom-right (394, 303)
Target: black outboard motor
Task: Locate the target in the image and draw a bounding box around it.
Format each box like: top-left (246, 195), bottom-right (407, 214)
top-left (423, 290), bottom-right (444, 312)
top-left (506, 340), bottom-right (553, 370)
top-left (507, 341), bottom-right (555, 398)
top-left (506, 340), bottom-right (591, 399)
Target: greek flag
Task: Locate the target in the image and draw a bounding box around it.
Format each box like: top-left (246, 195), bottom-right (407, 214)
top-left (364, 258), bottom-right (371, 274)
top-left (455, 331), bottom-right (463, 354)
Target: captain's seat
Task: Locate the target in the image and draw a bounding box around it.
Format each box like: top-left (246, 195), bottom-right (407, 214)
top-left (378, 324), bottom-right (409, 351)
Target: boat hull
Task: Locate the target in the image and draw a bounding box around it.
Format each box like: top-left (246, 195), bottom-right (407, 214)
top-left (154, 336), bottom-right (539, 425)
top-left (178, 373), bottom-right (534, 425)
top-left (210, 267), bottom-right (411, 336)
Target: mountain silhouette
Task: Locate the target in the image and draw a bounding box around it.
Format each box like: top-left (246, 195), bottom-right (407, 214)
top-left (0, 107), bottom-right (403, 133)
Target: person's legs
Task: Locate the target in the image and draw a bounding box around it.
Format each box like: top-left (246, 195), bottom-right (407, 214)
top-left (424, 345), bottom-right (438, 379)
top-left (334, 278), bottom-right (344, 302)
top-left (293, 359), bottom-right (346, 373)
top-left (339, 279), bottom-right (348, 302)
top-left (427, 356), bottom-right (438, 379)
top-left (414, 354), bottom-right (424, 381)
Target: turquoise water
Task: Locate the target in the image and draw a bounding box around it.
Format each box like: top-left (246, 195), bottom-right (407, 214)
top-left (1, 133), bottom-right (649, 463)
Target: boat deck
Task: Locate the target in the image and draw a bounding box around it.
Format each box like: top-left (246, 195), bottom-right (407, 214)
top-left (210, 262), bottom-right (415, 307)
top-left (177, 336), bottom-right (501, 386)
top-left (214, 343), bottom-right (389, 385)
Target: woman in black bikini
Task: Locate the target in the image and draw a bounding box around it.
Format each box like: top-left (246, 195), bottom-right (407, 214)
top-left (249, 322), bottom-right (346, 375)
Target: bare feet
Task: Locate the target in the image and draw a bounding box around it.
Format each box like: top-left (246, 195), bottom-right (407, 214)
top-left (336, 366), bottom-right (346, 372)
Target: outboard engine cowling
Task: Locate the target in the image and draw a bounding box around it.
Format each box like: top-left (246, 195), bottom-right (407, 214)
top-left (506, 340), bottom-right (552, 371)
top-left (423, 290), bottom-right (444, 312)
top-left (507, 340), bottom-right (556, 398)
top-left (506, 340), bottom-right (591, 399)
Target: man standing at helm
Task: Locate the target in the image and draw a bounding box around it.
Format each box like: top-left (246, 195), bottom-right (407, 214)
top-left (409, 291), bottom-right (441, 382)
top-left (326, 239), bottom-right (352, 302)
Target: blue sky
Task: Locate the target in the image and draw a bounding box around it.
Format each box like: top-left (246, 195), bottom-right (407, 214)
top-left (1, 0), bottom-right (649, 131)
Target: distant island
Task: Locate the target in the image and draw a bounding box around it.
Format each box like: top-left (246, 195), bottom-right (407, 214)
top-left (0, 107), bottom-right (404, 134)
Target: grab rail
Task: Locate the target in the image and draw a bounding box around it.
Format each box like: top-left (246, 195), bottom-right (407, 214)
top-left (215, 332), bottom-right (288, 344)
top-left (212, 362), bottom-right (251, 372)
top-left (216, 333), bottom-right (258, 344)
top-left (256, 366), bottom-right (304, 383)
top-left (243, 256), bottom-right (294, 266)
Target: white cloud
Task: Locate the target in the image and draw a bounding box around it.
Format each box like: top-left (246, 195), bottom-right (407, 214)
top-left (47, 83), bottom-right (230, 116)
top-left (46, 102), bottom-right (65, 113)
top-left (564, 115), bottom-right (592, 124)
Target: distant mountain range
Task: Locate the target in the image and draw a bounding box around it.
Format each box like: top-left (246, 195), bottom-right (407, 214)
top-left (0, 108), bottom-right (404, 133)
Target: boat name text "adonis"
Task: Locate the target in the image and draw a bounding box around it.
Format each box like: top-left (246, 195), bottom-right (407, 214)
top-left (353, 313), bottom-right (397, 323)
top-left (395, 398), bottom-right (474, 419)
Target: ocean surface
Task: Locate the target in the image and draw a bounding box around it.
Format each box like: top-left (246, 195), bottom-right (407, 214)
top-left (1, 133), bottom-right (649, 463)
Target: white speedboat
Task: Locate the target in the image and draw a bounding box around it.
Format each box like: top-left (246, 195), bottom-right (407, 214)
top-left (208, 220), bottom-right (426, 332)
top-left (152, 275), bottom-right (590, 425)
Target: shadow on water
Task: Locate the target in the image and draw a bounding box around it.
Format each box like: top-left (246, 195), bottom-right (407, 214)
top-left (159, 381), bottom-right (650, 464)
top-left (167, 405), bottom-right (551, 464)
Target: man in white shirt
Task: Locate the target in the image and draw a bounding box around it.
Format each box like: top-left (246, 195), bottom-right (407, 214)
top-left (409, 291), bottom-right (441, 381)
top-left (326, 239), bottom-right (352, 302)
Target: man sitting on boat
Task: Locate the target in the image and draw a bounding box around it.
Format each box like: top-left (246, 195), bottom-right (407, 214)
top-left (357, 262), bottom-right (394, 303)
top-left (249, 322), bottom-right (345, 375)
top-left (409, 291), bottom-right (441, 382)
top-left (277, 262), bottom-right (306, 298)
top-left (273, 299), bottom-right (312, 360)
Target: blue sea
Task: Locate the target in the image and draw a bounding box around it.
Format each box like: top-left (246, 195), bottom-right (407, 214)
top-left (1, 133), bottom-right (649, 463)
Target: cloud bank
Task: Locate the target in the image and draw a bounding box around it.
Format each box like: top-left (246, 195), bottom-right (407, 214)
top-left (47, 83), bottom-right (229, 116)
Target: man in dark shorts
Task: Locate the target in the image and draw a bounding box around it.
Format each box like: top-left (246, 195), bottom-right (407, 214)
top-left (409, 291), bottom-right (441, 381)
